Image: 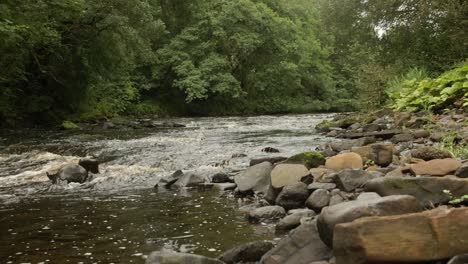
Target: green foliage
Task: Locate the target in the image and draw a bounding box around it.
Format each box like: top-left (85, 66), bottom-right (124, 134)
top-left (439, 134), bottom-right (468, 159)
top-left (287, 152), bottom-right (326, 168)
top-left (443, 190), bottom-right (468, 206)
top-left (61, 120), bottom-right (79, 130)
top-left (389, 63), bottom-right (468, 112)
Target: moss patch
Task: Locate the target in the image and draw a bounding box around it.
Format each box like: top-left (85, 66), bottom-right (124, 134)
top-left (383, 178), bottom-right (418, 189)
top-left (61, 120), bottom-right (79, 130)
top-left (287, 152), bottom-right (325, 168)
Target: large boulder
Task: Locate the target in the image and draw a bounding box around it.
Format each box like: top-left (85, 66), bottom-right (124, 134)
top-left (317, 195), bottom-right (422, 247)
top-left (333, 207), bottom-right (468, 264)
top-left (219, 241), bottom-right (275, 264)
top-left (248, 206), bottom-right (286, 223)
top-left (365, 176), bottom-right (468, 206)
top-left (410, 146), bottom-right (453, 161)
top-left (47, 164), bottom-right (88, 184)
top-left (286, 152), bottom-right (326, 169)
top-left (275, 209), bottom-right (316, 233)
top-left (78, 159), bottom-right (99, 174)
top-left (306, 189), bottom-right (331, 212)
top-left (270, 164), bottom-right (310, 189)
top-left (146, 252), bottom-right (223, 264)
top-left (275, 182), bottom-right (309, 210)
top-left (333, 169), bottom-right (382, 192)
top-left (325, 153), bottom-right (363, 171)
top-left (261, 220), bottom-right (332, 264)
top-left (409, 158), bottom-right (462, 176)
top-left (235, 162), bottom-right (273, 194)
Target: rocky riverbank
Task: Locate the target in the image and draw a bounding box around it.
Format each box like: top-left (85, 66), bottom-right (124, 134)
top-left (144, 109), bottom-right (468, 264)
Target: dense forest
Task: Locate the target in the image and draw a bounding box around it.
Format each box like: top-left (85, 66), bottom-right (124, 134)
top-left (0, 0), bottom-right (466, 127)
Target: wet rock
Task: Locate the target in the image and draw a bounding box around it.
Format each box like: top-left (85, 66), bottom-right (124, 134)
top-left (286, 152), bottom-right (325, 169)
top-left (333, 207), bottom-right (468, 264)
top-left (219, 241), bottom-right (275, 264)
top-left (308, 182), bottom-right (336, 191)
top-left (276, 209), bottom-right (316, 233)
top-left (317, 195), bottom-right (422, 247)
top-left (325, 153), bottom-right (363, 171)
top-left (0, 194), bottom-right (20, 205)
top-left (145, 251), bottom-right (223, 264)
top-left (157, 170), bottom-right (184, 187)
top-left (262, 147), bottom-right (280, 153)
top-left (212, 183), bottom-right (237, 191)
top-left (455, 162), bottom-right (468, 178)
top-left (275, 182), bottom-right (309, 210)
top-left (334, 169), bottom-right (382, 192)
top-left (248, 206), bottom-right (286, 223)
top-left (410, 146), bottom-right (453, 161)
top-left (261, 220), bottom-right (332, 264)
top-left (306, 189), bottom-right (331, 212)
top-left (235, 162), bottom-right (273, 194)
top-left (391, 133), bottom-right (415, 143)
top-left (365, 176), bottom-right (468, 206)
top-left (211, 173), bottom-right (232, 183)
top-left (232, 153), bottom-right (247, 158)
top-left (250, 157), bottom-right (287, 166)
top-left (171, 171), bottom-right (210, 189)
top-left (410, 158), bottom-right (462, 176)
top-left (448, 254), bottom-right (468, 264)
top-left (48, 164), bottom-right (88, 184)
top-left (78, 159), bottom-right (99, 174)
top-left (270, 164), bottom-right (310, 189)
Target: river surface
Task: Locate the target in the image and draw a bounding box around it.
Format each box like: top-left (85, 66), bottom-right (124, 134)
top-left (0, 114), bottom-right (332, 263)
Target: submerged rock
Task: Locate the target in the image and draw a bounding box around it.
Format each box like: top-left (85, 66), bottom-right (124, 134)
top-left (47, 164), bottom-right (88, 184)
top-left (218, 241), bottom-right (274, 264)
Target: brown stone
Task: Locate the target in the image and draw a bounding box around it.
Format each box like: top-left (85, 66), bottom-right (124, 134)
top-left (334, 207), bottom-right (468, 264)
top-left (412, 129), bottom-right (430, 139)
top-left (325, 153), bottom-right (363, 171)
top-left (410, 146), bottom-right (453, 161)
top-left (270, 164), bottom-right (310, 189)
top-left (410, 158), bottom-right (462, 176)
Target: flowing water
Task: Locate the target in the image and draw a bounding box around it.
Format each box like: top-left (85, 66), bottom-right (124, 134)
top-left (0, 114), bottom-right (332, 263)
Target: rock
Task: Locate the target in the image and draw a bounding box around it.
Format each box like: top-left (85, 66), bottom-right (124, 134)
top-left (232, 153), bottom-right (247, 158)
top-left (325, 153), bottom-right (363, 171)
top-left (47, 164), bottom-right (88, 184)
top-left (306, 189), bottom-right (331, 212)
top-left (145, 251), bottom-right (223, 264)
top-left (356, 192), bottom-right (380, 200)
top-left (430, 132), bottom-right (447, 142)
top-left (235, 162), bottom-right (273, 194)
top-left (333, 207), bottom-right (468, 264)
top-left (250, 157), bottom-right (287, 166)
top-left (211, 173), bottom-right (232, 183)
top-left (286, 152), bottom-right (325, 169)
top-left (455, 162), bottom-right (468, 178)
top-left (317, 195), bottom-right (422, 247)
top-left (362, 123), bottom-right (382, 132)
top-left (329, 193), bottom-right (345, 206)
top-left (448, 254), bottom-right (468, 264)
top-left (339, 130), bottom-right (402, 140)
top-left (157, 170), bottom-right (184, 187)
top-left (262, 147), bottom-right (280, 153)
top-left (276, 209), bottom-right (316, 233)
top-left (308, 182), bottom-right (336, 191)
top-left (410, 158), bottom-right (462, 176)
top-left (270, 164), bottom-right (310, 189)
top-left (171, 171), bottom-right (211, 189)
top-left (391, 133), bottom-right (415, 143)
top-left (219, 241), bottom-right (275, 264)
top-left (333, 169), bottom-right (382, 192)
top-left (309, 168), bottom-right (335, 183)
top-left (275, 182), bottom-right (309, 210)
top-left (365, 176), bottom-right (468, 206)
top-left (394, 112), bottom-right (411, 126)
top-left (410, 146), bottom-right (453, 161)
top-left (412, 129), bottom-right (430, 139)
top-left (261, 220), bottom-right (332, 264)
top-left (353, 143), bottom-right (394, 167)
top-left (78, 159), bottom-right (99, 174)
top-left (212, 183), bottom-right (237, 191)
top-left (329, 140), bottom-right (357, 152)
top-left (248, 206), bottom-right (286, 223)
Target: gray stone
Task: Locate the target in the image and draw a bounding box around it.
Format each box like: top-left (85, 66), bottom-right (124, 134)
top-left (455, 162), bottom-right (468, 178)
top-left (275, 182), bottom-right (309, 210)
top-left (172, 172), bottom-right (209, 189)
top-left (250, 157), bottom-right (287, 166)
top-left (276, 209), bottom-right (316, 233)
top-left (48, 164), bottom-right (88, 184)
top-left (261, 220), bottom-right (332, 264)
top-left (317, 195), bottom-right (423, 247)
top-left (308, 182), bottom-right (336, 191)
top-left (235, 162), bottom-right (273, 194)
top-left (145, 252), bottom-right (223, 264)
top-left (362, 123), bottom-right (381, 132)
top-left (365, 176), bottom-right (468, 207)
top-left (333, 169), bottom-right (382, 192)
top-left (211, 173), bottom-right (232, 183)
top-left (329, 194), bottom-right (345, 206)
top-left (306, 189), bottom-right (331, 212)
top-left (356, 192), bottom-right (381, 200)
top-left (248, 206), bottom-right (286, 223)
top-left (219, 241), bottom-right (274, 264)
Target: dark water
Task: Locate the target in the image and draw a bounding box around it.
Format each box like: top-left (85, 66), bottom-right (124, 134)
top-left (0, 114), bottom-right (332, 263)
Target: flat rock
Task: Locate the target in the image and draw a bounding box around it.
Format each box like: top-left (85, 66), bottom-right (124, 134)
top-left (270, 164), bottom-right (309, 189)
top-left (219, 241), bottom-right (274, 264)
top-left (275, 182), bottom-right (309, 210)
top-left (410, 146), bottom-right (453, 161)
top-left (261, 220), bottom-right (332, 264)
top-left (235, 162), bottom-right (273, 194)
top-left (317, 195), bottom-right (422, 247)
top-left (276, 209), bottom-right (316, 233)
top-left (248, 206), bottom-right (286, 223)
top-left (308, 182), bottom-right (336, 191)
top-left (334, 207), bottom-right (468, 264)
top-left (145, 252), bottom-right (223, 264)
top-left (410, 158), bottom-right (462, 176)
top-left (325, 153), bottom-right (363, 171)
top-left (333, 169), bottom-right (382, 192)
top-left (365, 176), bottom-right (468, 206)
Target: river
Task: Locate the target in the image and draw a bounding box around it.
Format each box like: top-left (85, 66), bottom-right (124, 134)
top-left (0, 114), bottom-right (332, 263)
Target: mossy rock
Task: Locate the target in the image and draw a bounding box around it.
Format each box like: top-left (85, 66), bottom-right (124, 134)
top-left (315, 120), bottom-right (333, 132)
top-left (287, 152), bottom-right (325, 169)
top-left (61, 120), bottom-right (80, 130)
